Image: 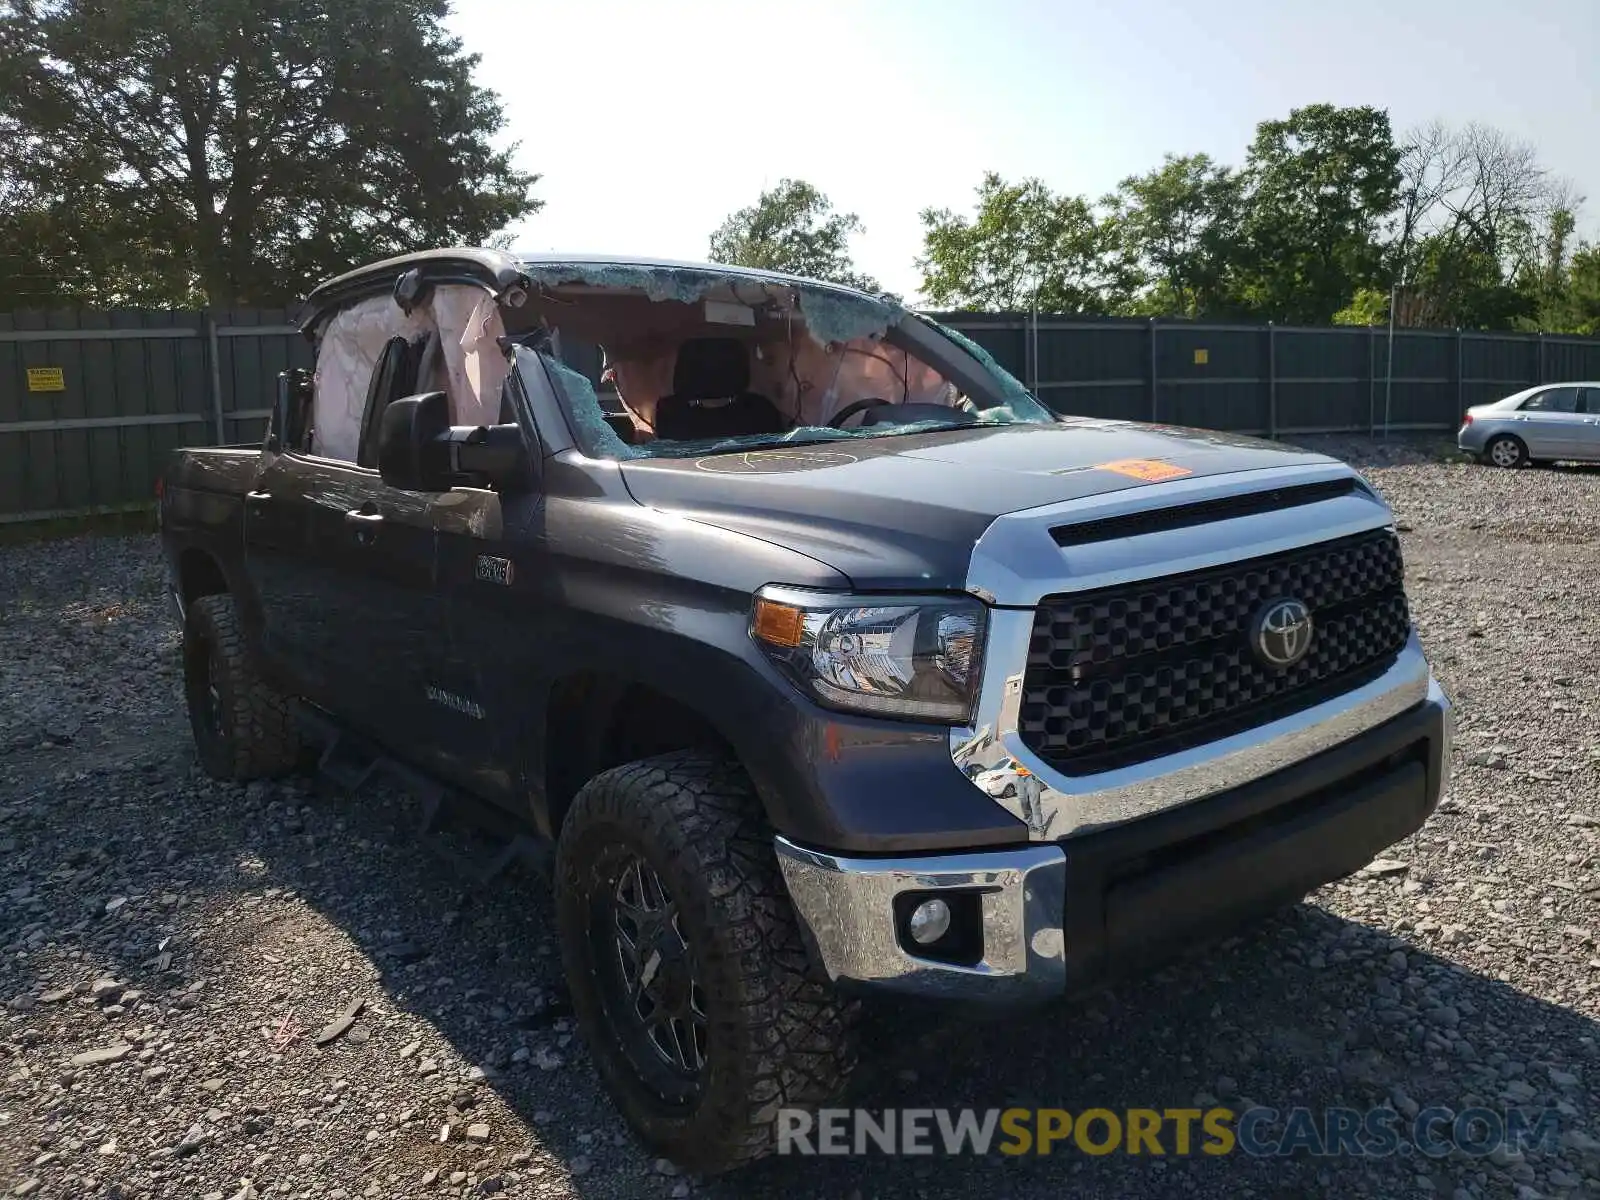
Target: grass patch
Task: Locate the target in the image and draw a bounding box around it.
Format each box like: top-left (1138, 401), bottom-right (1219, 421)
top-left (0, 505), bottom-right (158, 547)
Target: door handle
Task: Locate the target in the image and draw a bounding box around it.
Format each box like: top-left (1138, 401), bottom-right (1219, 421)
top-left (344, 507), bottom-right (383, 544)
top-left (245, 490), bottom-right (272, 502)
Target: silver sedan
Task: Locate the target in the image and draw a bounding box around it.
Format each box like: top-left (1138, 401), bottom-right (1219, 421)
top-left (1458, 382), bottom-right (1600, 467)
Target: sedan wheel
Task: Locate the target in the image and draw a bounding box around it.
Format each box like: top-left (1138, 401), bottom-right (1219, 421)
top-left (1486, 435), bottom-right (1527, 468)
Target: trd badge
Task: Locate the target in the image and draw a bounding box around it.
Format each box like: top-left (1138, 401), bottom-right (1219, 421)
top-left (475, 554), bottom-right (514, 586)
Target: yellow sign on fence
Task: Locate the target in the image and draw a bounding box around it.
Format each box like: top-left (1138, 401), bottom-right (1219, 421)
top-left (26, 366), bottom-right (65, 392)
top-left (1193, 348), bottom-right (1209, 365)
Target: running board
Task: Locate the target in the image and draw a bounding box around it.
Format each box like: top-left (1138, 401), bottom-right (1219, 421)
top-left (296, 706), bottom-right (553, 887)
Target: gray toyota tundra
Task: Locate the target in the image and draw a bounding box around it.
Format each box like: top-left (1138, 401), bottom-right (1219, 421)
top-left (158, 248), bottom-right (1452, 1172)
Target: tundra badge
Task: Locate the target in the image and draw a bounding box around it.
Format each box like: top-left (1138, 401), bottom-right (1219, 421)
top-left (426, 685), bottom-right (486, 720)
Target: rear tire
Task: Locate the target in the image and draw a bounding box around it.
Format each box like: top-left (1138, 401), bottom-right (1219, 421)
top-left (183, 593), bottom-right (301, 780)
top-left (1485, 434), bottom-right (1527, 468)
top-left (555, 750), bottom-right (858, 1174)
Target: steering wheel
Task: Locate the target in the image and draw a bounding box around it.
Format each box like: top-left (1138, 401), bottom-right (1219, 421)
top-left (827, 397), bottom-right (894, 429)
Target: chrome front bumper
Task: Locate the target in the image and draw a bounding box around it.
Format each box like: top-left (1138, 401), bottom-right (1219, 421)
top-left (779, 676), bottom-right (1451, 1003)
top-left (775, 839), bottom-right (1068, 1002)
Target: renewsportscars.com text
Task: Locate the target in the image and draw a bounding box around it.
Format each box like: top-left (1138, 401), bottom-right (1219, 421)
top-left (777, 1106), bottom-right (1561, 1158)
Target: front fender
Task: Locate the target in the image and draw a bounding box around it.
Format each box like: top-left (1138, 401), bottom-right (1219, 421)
top-left (455, 469), bottom-right (1025, 854)
top-left (522, 607), bottom-right (1029, 855)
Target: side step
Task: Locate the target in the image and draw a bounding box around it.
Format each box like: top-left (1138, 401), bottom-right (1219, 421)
top-left (297, 707), bottom-right (553, 887)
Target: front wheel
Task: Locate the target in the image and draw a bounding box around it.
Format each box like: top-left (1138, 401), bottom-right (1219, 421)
top-left (1484, 434), bottom-right (1528, 468)
top-left (555, 751), bottom-right (858, 1174)
top-left (182, 593), bottom-right (301, 780)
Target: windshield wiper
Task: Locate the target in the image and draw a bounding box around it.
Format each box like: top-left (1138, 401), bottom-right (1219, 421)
top-left (683, 419), bottom-right (997, 457)
top-left (691, 434), bottom-right (855, 456)
top-left (882, 420), bottom-right (982, 435)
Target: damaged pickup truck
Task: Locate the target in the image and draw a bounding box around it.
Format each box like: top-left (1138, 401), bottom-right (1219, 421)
top-left (158, 249), bottom-right (1452, 1172)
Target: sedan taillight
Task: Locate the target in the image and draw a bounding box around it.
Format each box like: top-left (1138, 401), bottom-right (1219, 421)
top-left (1462, 413), bottom-right (1473, 427)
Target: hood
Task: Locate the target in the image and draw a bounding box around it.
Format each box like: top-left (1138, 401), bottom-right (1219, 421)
top-left (618, 418), bottom-right (1340, 590)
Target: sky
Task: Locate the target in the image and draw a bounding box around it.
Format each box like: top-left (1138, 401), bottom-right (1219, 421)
top-left (446, 0), bottom-right (1600, 302)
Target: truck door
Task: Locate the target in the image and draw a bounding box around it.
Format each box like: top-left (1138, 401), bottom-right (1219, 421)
top-left (244, 452), bottom-right (448, 755)
top-left (430, 362), bottom-right (561, 817)
top-left (428, 485), bottom-right (539, 803)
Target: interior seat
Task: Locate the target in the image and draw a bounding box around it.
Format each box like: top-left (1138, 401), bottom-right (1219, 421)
top-left (651, 337), bottom-right (787, 440)
top-left (355, 332), bottom-right (435, 467)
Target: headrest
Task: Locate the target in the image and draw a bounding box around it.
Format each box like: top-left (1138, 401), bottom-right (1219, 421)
top-left (671, 337), bottom-right (750, 400)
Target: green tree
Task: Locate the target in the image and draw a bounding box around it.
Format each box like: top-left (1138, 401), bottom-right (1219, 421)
top-left (1332, 287), bottom-right (1389, 326)
top-left (1521, 207), bottom-right (1577, 325)
top-left (707, 179), bottom-right (878, 291)
top-left (1235, 104), bottom-right (1401, 323)
top-left (0, 176), bottom-right (58, 306)
top-left (1406, 233), bottom-right (1531, 328)
top-left (1104, 153), bottom-right (1243, 317)
top-left (0, 0), bottom-right (540, 308)
top-left (1541, 243), bottom-right (1600, 335)
top-left (917, 172), bottom-right (1128, 313)
top-left (1385, 121), bottom-right (1581, 330)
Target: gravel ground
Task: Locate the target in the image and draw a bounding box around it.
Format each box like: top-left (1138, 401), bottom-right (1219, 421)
top-left (4, 437), bottom-right (1600, 1199)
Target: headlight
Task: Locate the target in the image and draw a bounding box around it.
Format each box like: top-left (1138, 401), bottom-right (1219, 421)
top-left (749, 586), bottom-right (987, 723)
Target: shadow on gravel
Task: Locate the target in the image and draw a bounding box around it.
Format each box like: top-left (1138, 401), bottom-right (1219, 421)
top-left (716, 923), bottom-right (1600, 1199)
top-left (7, 745), bottom-right (1595, 1200)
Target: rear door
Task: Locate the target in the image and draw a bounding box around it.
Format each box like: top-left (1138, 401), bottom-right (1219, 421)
top-left (1575, 387), bottom-right (1600, 461)
top-left (1516, 386), bottom-right (1585, 457)
top-left (242, 453), bottom-right (321, 700)
top-left (246, 453), bottom-right (448, 752)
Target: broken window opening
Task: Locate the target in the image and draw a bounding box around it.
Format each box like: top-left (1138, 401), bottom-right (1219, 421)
top-left (501, 270), bottom-right (1055, 462)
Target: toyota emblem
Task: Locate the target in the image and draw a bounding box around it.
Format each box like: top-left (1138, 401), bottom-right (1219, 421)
top-left (1252, 598), bottom-right (1314, 668)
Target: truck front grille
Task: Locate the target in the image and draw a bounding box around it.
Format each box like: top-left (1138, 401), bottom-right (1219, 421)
top-left (1018, 527), bottom-right (1409, 774)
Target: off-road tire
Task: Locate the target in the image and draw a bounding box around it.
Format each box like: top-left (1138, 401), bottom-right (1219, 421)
top-left (555, 750), bottom-right (858, 1174)
top-left (1484, 434), bottom-right (1528, 468)
top-left (183, 593), bottom-right (301, 780)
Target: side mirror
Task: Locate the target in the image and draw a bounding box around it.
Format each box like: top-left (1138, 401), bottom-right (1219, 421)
top-left (270, 368), bottom-right (313, 454)
top-left (378, 392), bottom-right (452, 490)
top-left (378, 392), bottom-right (537, 493)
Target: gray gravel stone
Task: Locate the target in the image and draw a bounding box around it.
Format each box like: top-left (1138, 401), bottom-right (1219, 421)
top-left (69, 1043), bottom-right (131, 1067)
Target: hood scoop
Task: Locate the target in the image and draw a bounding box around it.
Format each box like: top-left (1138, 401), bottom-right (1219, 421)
top-left (1050, 478), bottom-right (1359, 548)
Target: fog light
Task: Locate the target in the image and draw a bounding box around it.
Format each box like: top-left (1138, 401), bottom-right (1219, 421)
top-left (907, 898), bottom-right (952, 946)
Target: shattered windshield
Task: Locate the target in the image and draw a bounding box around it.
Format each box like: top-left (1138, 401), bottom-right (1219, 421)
top-left (506, 261), bottom-right (1055, 461)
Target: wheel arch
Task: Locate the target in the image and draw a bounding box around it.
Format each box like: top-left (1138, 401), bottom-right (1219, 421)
top-left (177, 546), bottom-right (231, 604)
top-left (540, 670), bottom-right (756, 838)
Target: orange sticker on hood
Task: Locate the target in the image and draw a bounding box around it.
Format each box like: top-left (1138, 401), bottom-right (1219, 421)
top-left (1097, 458), bottom-right (1193, 482)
